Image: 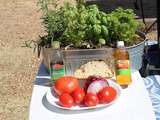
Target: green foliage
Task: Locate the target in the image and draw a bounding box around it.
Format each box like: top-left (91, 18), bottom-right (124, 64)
top-left (37, 0), bottom-right (140, 48)
top-left (106, 7), bottom-right (139, 44)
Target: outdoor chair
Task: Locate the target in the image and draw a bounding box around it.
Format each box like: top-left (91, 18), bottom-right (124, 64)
top-left (140, 42), bottom-right (160, 76)
top-left (138, 0), bottom-right (160, 77)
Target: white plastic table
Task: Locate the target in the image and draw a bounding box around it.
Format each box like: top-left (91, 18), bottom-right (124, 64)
top-left (29, 63), bottom-right (156, 120)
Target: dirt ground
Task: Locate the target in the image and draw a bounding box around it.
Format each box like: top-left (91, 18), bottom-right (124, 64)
top-left (0, 0), bottom-right (158, 120)
top-left (0, 0), bottom-right (43, 120)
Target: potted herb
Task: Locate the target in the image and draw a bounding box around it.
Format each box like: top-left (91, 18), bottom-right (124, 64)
top-left (32, 0), bottom-right (146, 71)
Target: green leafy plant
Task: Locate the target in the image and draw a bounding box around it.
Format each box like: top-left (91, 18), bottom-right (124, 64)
top-left (106, 7), bottom-right (139, 45)
top-left (29, 0), bottom-right (141, 49)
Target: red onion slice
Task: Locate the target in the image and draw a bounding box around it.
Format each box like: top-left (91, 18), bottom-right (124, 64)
top-left (87, 80), bottom-right (109, 94)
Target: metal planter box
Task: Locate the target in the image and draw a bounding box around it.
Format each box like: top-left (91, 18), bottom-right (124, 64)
top-left (42, 31), bottom-right (146, 73)
top-left (42, 48), bottom-right (115, 76)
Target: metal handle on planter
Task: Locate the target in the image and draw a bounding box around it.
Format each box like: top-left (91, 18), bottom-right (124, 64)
top-left (135, 30), bottom-right (146, 39)
top-left (144, 39), bottom-right (149, 54)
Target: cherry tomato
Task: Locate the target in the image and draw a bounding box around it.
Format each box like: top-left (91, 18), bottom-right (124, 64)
top-left (97, 86), bottom-right (117, 103)
top-left (72, 88), bottom-right (85, 103)
top-left (59, 93), bottom-right (74, 108)
top-left (84, 93), bottom-right (99, 107)
top-left (54, 76), bottom-right (79, 95)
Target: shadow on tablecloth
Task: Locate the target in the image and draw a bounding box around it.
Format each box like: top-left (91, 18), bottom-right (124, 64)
top-left (34, 63), bottom-right (51, 86)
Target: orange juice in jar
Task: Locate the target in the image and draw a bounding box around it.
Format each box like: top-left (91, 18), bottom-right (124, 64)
top-left (114, 41), bottom-right (132, 88)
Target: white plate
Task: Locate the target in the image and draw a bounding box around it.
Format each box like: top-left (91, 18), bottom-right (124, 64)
top-left (45, 80), bottom-right (122, 110)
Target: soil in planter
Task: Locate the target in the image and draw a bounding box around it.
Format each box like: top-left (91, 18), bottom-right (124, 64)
top-left (125, 36), bottom-right (145, 47)
top-left (60, 36), bottom-right (145, 50)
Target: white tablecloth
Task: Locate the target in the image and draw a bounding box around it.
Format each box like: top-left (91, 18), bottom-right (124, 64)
top-left (29, 63), bottom-right (156, 120)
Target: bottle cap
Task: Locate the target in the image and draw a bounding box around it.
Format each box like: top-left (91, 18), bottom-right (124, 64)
top-left (117, 41), bottom-right (124, 47)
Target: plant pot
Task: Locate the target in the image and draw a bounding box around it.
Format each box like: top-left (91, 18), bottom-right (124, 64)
top-left (126, 40), bottom-right (146, 70)
top-left (41, 31), bottom-right (146, 73)
top-left (126, 31), bottom-right (146, 70)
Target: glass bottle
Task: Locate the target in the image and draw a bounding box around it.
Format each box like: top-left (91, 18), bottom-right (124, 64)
top-left (114, 41), bottom-right (132, 88)
top-left (49, 50), bottom-right (65, 82)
